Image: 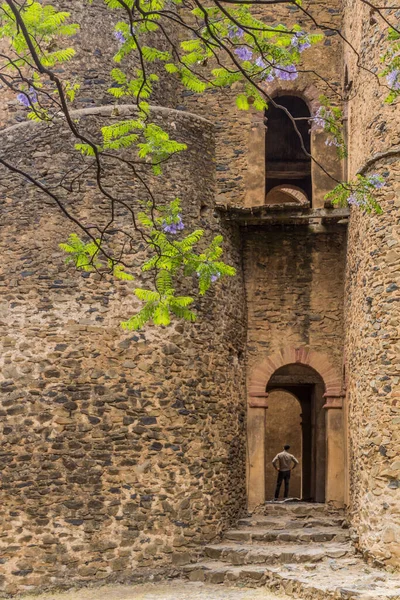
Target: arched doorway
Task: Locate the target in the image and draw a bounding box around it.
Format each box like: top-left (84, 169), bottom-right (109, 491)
top-left (266, 365), bottom-right (326, 502)
top-left (247, 347), bottom-right (345, 510)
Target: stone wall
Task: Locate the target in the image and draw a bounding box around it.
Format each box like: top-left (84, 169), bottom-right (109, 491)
top-left (343, 0), bottom-right (400, 567)
top-left (0, 106), bottom-right (247, 595)
top-left (0, 0), bottom-right (180, 129)
top-left (178, 1), bottom-right (344, 208)
top-left (243, 223), bottom-right (347, 377)
top-left (243, 223), bottom-right (347, 509)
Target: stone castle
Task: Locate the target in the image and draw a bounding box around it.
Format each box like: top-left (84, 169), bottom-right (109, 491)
top-left (0, 0), bottom-right (399, 596)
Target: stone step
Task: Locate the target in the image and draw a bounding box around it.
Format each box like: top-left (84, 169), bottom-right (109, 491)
top-left (182, 561), bottom-right (400, 599)
top-left (180, 503), bottom-right (399, 600)
top-left (203, 542), bottom-right (353, 565)
top-left (183, 562), bottom-right (267, 586)
top-left (224, 527), bottom-right (350, 544)
top-left (260, 502), bottom-right (343, 517)
top-left (268, 562), bottom-right (400, 600)
top-left (238, 514), bottom-right (347, 528)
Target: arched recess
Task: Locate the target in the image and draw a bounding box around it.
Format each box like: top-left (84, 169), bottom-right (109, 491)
top-left (265, 95), bottom-right (312, 204)
top-left (244, 84), bottom-right (343, 209)
top-left (247, 347), bottom-right (345, 510)
top-left (265, 184), bottom-right (309, 206)
top-left (267, 366), bottom-right (326, 503)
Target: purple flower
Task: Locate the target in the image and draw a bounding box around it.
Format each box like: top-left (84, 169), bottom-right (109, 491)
top-left (234, 46), bottom-right (253, 61)
top-left (298, 39), bottom-right (311, 52)
top-left (368, 174), bottom-right (385, 189)
top-left (114, 30), bottom-right (126, 46)
top-left (347, 193), bottom-right (360, 206)
top-left (228, 26), bottom-right (244, 39)
top-left (162, 214), bottom-right (184, 235)
top-left (211, 272), bottom-right (221, 283)
top-left (274, 64), bottom-right (298, 81)
top-left (290, 32), bottom-right (311, 52)
top-left (325, 137), bottom-right (340, 147)
top-left (313, 107), bottom-right (327, 129)
top-left (17, 87), bottom-right (38, 108)
top-left (263, 71), bottom-right (275, 82)
top-left (386, 69), bottom-right (400, 91)
top-left (17, 93), bottom-right (30, 107)
top-left (255, 57), bottom-right (275, 82)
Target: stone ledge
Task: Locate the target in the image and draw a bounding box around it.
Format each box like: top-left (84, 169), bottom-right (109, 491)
top-left (216, 204), bottom-right (350, 225)
top-left (0, 104), bottom-right (213, 138)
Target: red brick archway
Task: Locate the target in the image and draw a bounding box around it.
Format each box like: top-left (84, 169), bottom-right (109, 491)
top-left (248, 346), bottom-right (343, 402)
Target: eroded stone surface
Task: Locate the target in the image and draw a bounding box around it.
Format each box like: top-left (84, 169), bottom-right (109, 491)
top-left (183, 504), bottom-right (400, 599)
top-left (13, 581), bottom-right (289, 600)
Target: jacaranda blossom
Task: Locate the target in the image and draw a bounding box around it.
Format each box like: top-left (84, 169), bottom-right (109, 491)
top-left (234, 46), bottom-right (253, 62)
top-left (290, 32), bottom-right (312, 53)
top-left (162, 215), bottom-right (185, 235)
top-left (274, 64), bottom-right (298, 81)
top-left (17, 87), bottom-right (38, 108)
top-left (114, 30), bottom-right (126, 46)
top-left (368, 174), bottom-right (385, 190)
top-left (255, 57), bottom-right (275, 82)
top-left (313, 106), bottom-right (327, 129)
top-left (325, 137), bottom-right (341, 147)
top-left (386, 69), bottom-right (400, 91)
top-left (347, 193), bottom-right (361, 207)
top-left (228, 26), bottom-right (244, 39)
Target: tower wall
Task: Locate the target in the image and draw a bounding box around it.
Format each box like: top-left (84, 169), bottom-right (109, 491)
top-left (179, 1), bottom-right (344, 207)
top-left (343, 0), bottom-right (400, 567)
top-left (0, 0), bottom-right (180, 129)
top-left (244, 225), bottom-right (347, 377)
top-left (0, 106), bottom-right (247, 594)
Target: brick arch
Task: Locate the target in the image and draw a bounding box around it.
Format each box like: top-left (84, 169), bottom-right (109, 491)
top-left (248, 346), bottom-right (343, 400)
top-left (260, 81), bottom-right (321, 115)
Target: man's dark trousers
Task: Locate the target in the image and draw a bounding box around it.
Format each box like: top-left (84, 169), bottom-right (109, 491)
top-left (275, 470), bottom-right (291, 499)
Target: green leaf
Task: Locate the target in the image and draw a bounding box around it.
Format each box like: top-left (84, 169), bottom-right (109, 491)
top-left (236, 94), bottom-right (250, 110)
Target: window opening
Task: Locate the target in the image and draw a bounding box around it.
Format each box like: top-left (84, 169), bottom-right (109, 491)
top-left (265, 95), bottom-right (312, 206)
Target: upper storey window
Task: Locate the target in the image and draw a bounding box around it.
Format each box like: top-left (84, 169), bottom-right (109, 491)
top-left (265, 95), bottom-right (312, 206)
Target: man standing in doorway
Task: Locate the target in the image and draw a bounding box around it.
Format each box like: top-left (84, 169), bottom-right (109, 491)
top-left (272, 445), bottom-right (299, 500)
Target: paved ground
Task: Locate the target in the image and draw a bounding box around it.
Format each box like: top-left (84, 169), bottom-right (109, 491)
top-left (20, 581), bottom-right (288, 600)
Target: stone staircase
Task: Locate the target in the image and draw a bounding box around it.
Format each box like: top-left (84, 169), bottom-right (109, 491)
top-left (182, 503), bottom-right (400, 600)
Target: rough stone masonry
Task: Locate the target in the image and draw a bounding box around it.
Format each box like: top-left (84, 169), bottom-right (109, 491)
top-left (0, 0), bottom-right (399, 596)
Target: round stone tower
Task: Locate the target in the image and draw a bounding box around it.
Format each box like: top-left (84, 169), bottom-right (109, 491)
top-left (0, 3), bottom-right (247, 594)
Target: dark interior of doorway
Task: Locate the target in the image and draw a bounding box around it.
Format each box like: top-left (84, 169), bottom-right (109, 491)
top-left (267, 364), bottom-right (326, 502)
top-left (265, 95), bottom-right (312, 203)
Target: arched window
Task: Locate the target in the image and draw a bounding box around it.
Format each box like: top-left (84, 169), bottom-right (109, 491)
top-left (265, 95), bottom-right (312, 206)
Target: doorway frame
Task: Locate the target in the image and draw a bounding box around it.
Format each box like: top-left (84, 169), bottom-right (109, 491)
top-left (247, 346), bottom-right (345, 510)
